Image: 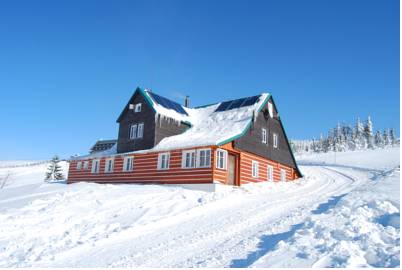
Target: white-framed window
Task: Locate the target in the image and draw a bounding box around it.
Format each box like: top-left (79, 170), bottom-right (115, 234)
top-left (267, 165), bottom-right (274, 181)
top-left (252, 161), bottom-right (259, 178)
top-left (273, 133), bottom-right (278, 148)
top-left (157, 152), bottom-right (170, 170)
top-left (216, 149), bottom-right (227, 170)
top-left (83, 161), bottom-right (89, 170)
top-left (130, 124), bottom-right (137, 139)
top-left (76, 161), bottom-right (82, 170)
top-left (129, 123), bottom-right (144, 139)
top-left (281, 169), bottom-right (286, 182)
top-left (197, 148), bottom-right (211, 168)
top-left (134, 103), bottom-right (142, 112)
top-left (182, 150), bottom-right (196, 169)
top-left (104, 158), bottom-right (114, 173)
top-left (123, 156), bottom-right (134, 172)
top-left (137, 123), bottom-right (144, 138)
top-left (262, 128), bottom-right (267, 144)
top-left (91, 159), bottom-right (100, 174)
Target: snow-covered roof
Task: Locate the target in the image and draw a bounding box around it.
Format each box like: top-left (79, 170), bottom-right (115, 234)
top-left (74, 89), bottom-right (270, 160)
top-left (153, 93), bottom-right (270, 151)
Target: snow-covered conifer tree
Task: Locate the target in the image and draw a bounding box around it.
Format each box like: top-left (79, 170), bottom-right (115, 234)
top-left (383, 129), bottom-right (390, 146)
top-left (364, 116), bottom-right (374, 149)
top-left (354, 117), bottom-right (366, 149)
top-left (45, 155), bottom-right (64, 181)
top-left (389, 128), bottom-right (396, 145)
top-left (374, 130), bottom-right (384, 148)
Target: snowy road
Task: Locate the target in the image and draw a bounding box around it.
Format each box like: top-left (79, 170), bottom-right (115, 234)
top-left (0, 147), bottom-right (399, 267)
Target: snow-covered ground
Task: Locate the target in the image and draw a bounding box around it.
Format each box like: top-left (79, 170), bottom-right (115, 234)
top-left (0, 147), bottom-right (399, 267)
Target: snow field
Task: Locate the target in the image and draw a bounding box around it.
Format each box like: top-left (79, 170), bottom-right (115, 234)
top-left (0, 147), bottom-right (399, 267)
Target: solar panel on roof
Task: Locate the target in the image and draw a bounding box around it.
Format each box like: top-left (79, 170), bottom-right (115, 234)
top-left (215, 101), bottom-right (233, 112)
top-left (214, 95), bottom-right (262, 113)
top-left (241, 95), bottom-right (261, 107)
top-left (148, 92), bottom-right (188, 115)
top-left (226, 98), bottom-right (247, 110)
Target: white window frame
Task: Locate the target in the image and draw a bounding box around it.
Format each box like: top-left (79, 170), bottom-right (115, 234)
top-left (134, 103), bottom-right (142, 112)
top-left (262, 128), bottom-right (267, 144)
top-left (104, 158), bottom-right (114, 173)
top-left (130, 124), bottom-right (137, 139)
top-left (252, 161), bottom-right (259, 178)
top-left (157, 152), bottom-right (170, 170)
top-left (267, 165), bottom-right (274, 181)
top-left (91, 159), bottom-right (100, 174)
top-left (83, 161), bottom-right (89, 170)
top-left (123, 156), bottom-right (134, 172)
top-left (273, 133), bottom-right (278, 148)
top-left (76, 161), bottom-right (82, 170)
top-left (216, 149), bottom-right (227, 170)
top-left (182, 150), bottom-right (196, 169)
top-left (197, 148), bottom-right (211, 168)
top-left (137, 123), bottom-right (144, 138)
top-left (281, 169), bottom-right (286, 182)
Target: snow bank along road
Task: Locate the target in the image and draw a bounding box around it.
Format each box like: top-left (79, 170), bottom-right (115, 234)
top-left (0, 147), bottom-right (399, 267)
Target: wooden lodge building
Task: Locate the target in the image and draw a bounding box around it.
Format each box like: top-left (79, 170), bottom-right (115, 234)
top-left (67, 87), bottom-right (302, 186)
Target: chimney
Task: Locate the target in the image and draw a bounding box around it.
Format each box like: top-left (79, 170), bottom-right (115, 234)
top-left (184, 95), bottom-right (190, 107)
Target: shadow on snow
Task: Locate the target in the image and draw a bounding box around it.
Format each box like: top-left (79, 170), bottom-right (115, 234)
top-left (229, 193), bottom-right (349, 267)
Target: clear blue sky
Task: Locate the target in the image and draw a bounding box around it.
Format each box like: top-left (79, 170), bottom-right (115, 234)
top-left (0, 0), bottom-right (399, 160)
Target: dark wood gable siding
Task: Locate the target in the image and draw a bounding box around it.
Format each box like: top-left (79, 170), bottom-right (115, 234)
top-left (117, 92), bottom-right (156, 153)
top-left (233, 97), bottom-right (297, 169)
top-left (154, 115), bottom-right (189, 145)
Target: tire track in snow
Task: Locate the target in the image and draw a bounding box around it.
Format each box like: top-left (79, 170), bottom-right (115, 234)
top-left (107, 166), bottom-right (358, 267)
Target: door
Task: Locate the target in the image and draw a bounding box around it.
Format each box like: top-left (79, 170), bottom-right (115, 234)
top-left (228, 154), bottom-right (236, 185)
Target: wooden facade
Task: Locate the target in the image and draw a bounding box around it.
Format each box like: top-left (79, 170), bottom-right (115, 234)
top-left (68, 143), bottom-right (298, 185)
top-left (68, 88), bottom-right (302, 186)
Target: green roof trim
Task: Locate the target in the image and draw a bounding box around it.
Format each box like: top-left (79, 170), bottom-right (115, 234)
top-left (217, 93), bottom-right (271, 146)
top-left (138, 87), bottom-right (156, 112)
top-left (217, 121), bottom-right (253, 146)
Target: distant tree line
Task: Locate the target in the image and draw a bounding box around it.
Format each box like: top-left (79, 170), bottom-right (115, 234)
top-left (291, 116), bottom-right (399, 154)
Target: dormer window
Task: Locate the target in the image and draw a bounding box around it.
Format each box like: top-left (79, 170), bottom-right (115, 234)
top-left (129, 123), bottom-right (144, 139)
top-left (134, 103), bottom-right (142, 112)
top-left (130, 124), bottom-right (137, 139)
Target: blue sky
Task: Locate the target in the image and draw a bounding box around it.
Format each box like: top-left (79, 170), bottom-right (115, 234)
top-left (0, 0), bottom-right (399, 160)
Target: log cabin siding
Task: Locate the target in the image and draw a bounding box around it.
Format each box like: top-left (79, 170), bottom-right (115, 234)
top-left (239, 151), bottom-right (295, 184)
top-left (234, 96), bottom-right (298, 170)
top-left (68, 147), bottom-right (215, 184)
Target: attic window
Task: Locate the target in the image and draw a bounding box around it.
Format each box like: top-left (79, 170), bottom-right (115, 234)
top-left (273, 133), bottom-right (278, 148)
top-left (135, 103), bottom-right (142, 112)
top-left (262, 128), bottom-right (267, 144)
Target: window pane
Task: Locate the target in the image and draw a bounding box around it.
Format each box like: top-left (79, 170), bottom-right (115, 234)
top-left (205, 150), bottom-right (211, 166)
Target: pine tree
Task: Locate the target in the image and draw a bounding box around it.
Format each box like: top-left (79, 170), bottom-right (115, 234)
top-left (354, 117), bottom-right (366, 149)
top-left (364, 116), bottom-right (374, 149)
top-left (374, 130), bottom-right (384, 148)
top-left (45, 155), bottom-right (64, 181)
top-left (383, 129), bottom-right (390, 146)
top-left (389, 128), bottom-right (396, 145)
